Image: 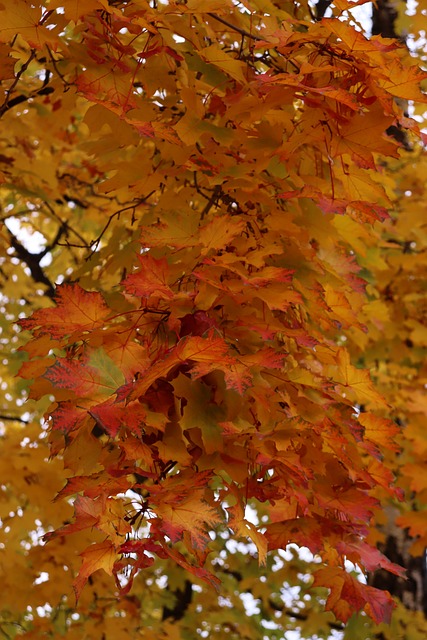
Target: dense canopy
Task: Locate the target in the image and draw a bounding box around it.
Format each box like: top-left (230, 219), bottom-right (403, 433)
top-left (0, 0), bottom-right (427, 638)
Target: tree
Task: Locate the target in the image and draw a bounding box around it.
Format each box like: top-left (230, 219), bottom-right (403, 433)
top-left (0, 0), bottom-right (426, 637)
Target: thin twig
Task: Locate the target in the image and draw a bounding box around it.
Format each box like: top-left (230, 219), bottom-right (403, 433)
top-left (0, 414), bottom-right (30, 424)
top-left (88, 192), bottom-right (155, 252)
top-left (207, 13), bottom-right (300, 73)
top-left (0, 50), bottom-right (37, 117)
top-left (200, 185), bottom-right (221, 221)
top-left (7, 229), bottom-right (55, 298)
top-left (43, 200), bottom-right (91, 248)
top-left (46, 45), bottom-right (72, 90)
top-left (39, 223), bottom-right (66, 258)
top-left (207, 13), bottom-right (264, 42)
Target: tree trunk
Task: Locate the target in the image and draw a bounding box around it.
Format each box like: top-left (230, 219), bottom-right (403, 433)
top-left (369, 507), bottom-right (427, 616)
top-left (368, 0), bottom-right (427, 621)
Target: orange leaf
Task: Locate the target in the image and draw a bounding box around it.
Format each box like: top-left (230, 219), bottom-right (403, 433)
top-left (126, 333), bottom-right (235, 400)
top-left (378, 59), bottom-right (427, 102)
top-left (122, 254), bottom-right (174, 300)
top-left (154, 494), bottom-right (219, 552)
top-left (199, 215), bottom-right (247, 254)
top-left (396, 511), bottom-right (427, 538)
top-left (335, 348), bottom-right (386, 407)
top-left (0, 1), bottom-right (59, 48)
top-left (73, 540), bottom-right (117, 601)
top-left (20, 284), bottom-right (110, 339)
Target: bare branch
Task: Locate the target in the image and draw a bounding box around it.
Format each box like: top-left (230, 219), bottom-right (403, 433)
top-left (207, 12), bottom-right (264, 42)
top-left (0, 50), bottom-right (36, 117)
top-left (200, 185), bottom-right (221, 221)
top-left (7, 229), bottom-right (55, 299)
top-left (0, 414), bottom-right (30, 424)
top-left (0, 52), bottom-right (55, 118)
top-left (315, 0), bottom-right (333, 20)
top-left (43, 200), bottom-right (91, 249)
top-left (87, 192), bottom-right (155, 253)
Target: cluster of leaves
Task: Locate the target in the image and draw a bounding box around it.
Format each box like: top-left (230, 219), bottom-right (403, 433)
top-left (0, 0), bottom-right (426, 637)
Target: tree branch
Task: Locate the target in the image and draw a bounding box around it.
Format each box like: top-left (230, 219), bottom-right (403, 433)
top-left (7, 229), bottom-right (55, 299)
top-left (162, 579), bottom-right (193, 621)
top-left (42, 200), bottom-right (91, 249)
top-left (207, 13), bottom-right (264, 42)
top-left (200, 185), bottom-right (221, 220)
top-left (315, 0), bottom-right (333, 20)
top-left (0, 50), bottom-right (36, 117)
top-left (372, 0), bottom-right (399, 38)
top-left (0, 53), bottom-right (54, 118)
top-left (0, 414), bottom-right (29, 424)
top-left (84, 193), bottom-right (155, 253)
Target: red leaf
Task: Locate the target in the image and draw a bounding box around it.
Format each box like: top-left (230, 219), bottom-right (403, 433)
top-left (266, 518), bottom-right (324, 555)
top-left (50, 401), bottom-right (86, 432)
top-left (336, 539), bottom-right (405, 576)
top-left (20, 284), bottom-right (110, 339)
top-left (44, 358), bottom-right (99, 396)
top-left (179, 311), bottom-right (216, 337)
top-left (313, 567), bottom-right (395, 623)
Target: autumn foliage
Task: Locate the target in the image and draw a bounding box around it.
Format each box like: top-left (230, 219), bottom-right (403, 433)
top-left (1, 0), bottom-right (427, 637)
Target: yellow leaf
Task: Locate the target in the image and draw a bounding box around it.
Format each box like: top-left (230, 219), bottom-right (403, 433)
top-left (335, 349), bottom-right (387, 407)
top-left (199, 44), bottom-right (248, 84)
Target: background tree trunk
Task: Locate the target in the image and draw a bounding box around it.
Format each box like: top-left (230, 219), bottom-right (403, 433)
top-left (369, 507), bottom-right (427, 616)
top-left (367, 0), bottom-right (427, 620)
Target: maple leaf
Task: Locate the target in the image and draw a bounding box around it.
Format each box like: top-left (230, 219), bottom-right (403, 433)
top-left (199, 215), bottom-right (247, 254)
top-left (173, 375), bottom-right (224, 454)
top-left (73, 540), bottom-right (117, 601)
top-left (358, 412), bottom-right (400, 456)
top-left (0, 0), bottom-right (60, 48)
top-left (50, 401), bottom-right (86, 432)
top-left (313, 567), bottom-right (395, 624)
top-left (396, 511), bottom-right (427, 538)
top-left (48, 0), bottom-right (102, 22)
top-left (378, 59), bottom-right (427, 102)
top-left (334, 348), bottom-right (387, 407)
top-left (114, 540), bottom-right (158, 594)
top-left (322, 16), bottom-right (398, 54)
top-left (44, 348), bottom-right (125, 399)
top-left (266, 518), bottom-right (324, 555)
top-left (6, 0), bottom-right (427, 632)
top-left (20, 284), bottom-right (110, 339)
top-left (122, 254), bottom-right (174, 299)
top-left (225, 484), bottom-right (268, 564)
top-left (345, 539), bottom-right (405, 576)
top-left (154, 495), bottom-right (219, 551)
top-left (104, 333), bottom-right (150, 378)
top-left (160, 543), bottom-right (221, 591)
top-left (125, 333), bottom-right (235, 401)
top-left (179, 310), bottom-right (216, 337)
top-left (46, 495), bottom-right (103, 539)
top-left (88, 400), bottom-right (125, 438)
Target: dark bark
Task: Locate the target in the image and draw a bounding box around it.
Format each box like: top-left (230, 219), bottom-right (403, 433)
top-left (371, 0), bottom-right (400, 38)
top-left (369, 507), bottom-right (427, 616)
top-left (368, 0), bottom-right (424, 617)
top-left (7, 230), bottom-right (55, 299)
top-left (162, 579), bottom-right (193, 621)
top-left (315, 0), bottom-right (332, 20)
